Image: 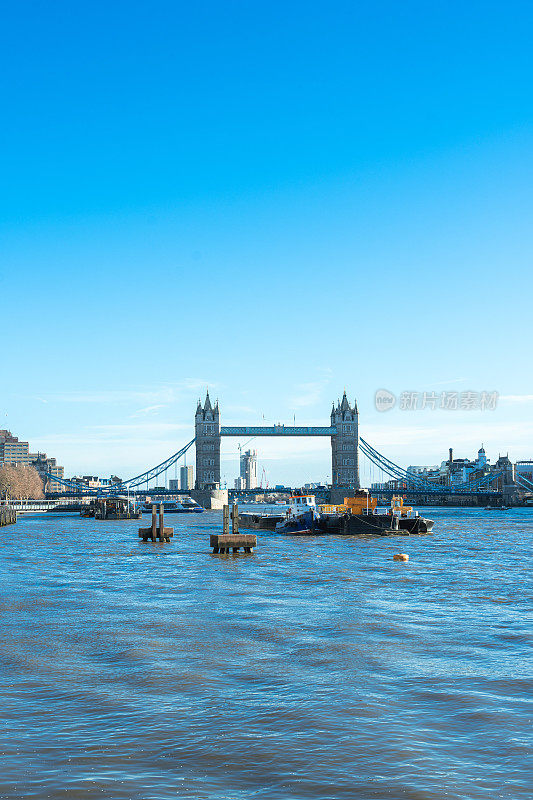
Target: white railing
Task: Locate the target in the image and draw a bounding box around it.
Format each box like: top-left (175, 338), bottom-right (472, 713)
top-left (4, 499), bottom-right (81, 512)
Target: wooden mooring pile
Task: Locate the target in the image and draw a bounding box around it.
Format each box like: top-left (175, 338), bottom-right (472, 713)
top-left (138, 504), bottom-right (174, 542)
top-left (210, 504), bottom-right (257, 554)
top-left (0, 506), bottom-right (16, 527)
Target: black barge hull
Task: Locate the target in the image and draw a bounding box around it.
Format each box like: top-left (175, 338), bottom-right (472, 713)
top-left (319, 514), bottom-right (434, 536)
top-left (238, 513), bottom-right (283, 531)
top-left (239, 512), bottom-right (434, 536)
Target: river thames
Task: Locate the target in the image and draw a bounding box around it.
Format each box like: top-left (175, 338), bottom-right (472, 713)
top-left (0, 508), bottom-right (531, 799)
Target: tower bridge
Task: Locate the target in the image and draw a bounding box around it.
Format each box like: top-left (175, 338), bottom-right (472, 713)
top-left (195, 391), bottom-right (359, 492)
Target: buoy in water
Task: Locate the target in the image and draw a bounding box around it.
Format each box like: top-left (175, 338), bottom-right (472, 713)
top-left (393, 553), bottom-right (409, 562)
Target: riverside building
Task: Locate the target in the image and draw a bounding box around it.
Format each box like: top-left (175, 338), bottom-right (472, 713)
top-left (1, 430), bottom-right (65, 493)
top-left (30, 452), bottom-right (65, 493)
top-left (0, 430), bottom-right (30, 465)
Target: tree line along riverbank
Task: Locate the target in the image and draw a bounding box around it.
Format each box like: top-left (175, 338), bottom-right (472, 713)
top-left (0, 507), bottom-right (17, 526)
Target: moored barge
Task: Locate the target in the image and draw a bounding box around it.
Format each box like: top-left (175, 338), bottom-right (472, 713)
top-left (239, 492), bottom-right (434, 536)
top-left (319, 494), bottom-right (434, 536)
top-left (81, 496), bottom-right (141, 520)
top-left (238, 512), bottom-right (283, 530)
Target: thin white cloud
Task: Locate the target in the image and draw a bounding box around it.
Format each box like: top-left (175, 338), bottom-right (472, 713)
top-left (290, 372), bottom-right (333, 409)
top-left (499, 394), bottom-right (533, 404)
top-left (362, 419), bottom-right (533, 468)
top-left (428, 377), bottom-right (467, 387)
top-left (35, 422), bottom-right (190, 446)
top-left (90, 422), bottom-right (190, 436)
top-left (130, 404), bottom-right (167, 418)
top-left (42, 379), bottom-right (213, 405)
top-left (224, 404), bottom-right (257, 415)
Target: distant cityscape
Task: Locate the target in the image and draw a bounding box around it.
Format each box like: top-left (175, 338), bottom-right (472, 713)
top-left (372, 445), bottom-right (533, 498)
top-left (1, 426), bottom-right (532, 502)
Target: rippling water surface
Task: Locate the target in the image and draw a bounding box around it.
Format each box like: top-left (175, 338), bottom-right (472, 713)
top-left (0, 508), bottom-right (531, 799)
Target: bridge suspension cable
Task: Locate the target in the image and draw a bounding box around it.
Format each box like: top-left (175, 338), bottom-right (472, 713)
top-left (516, 474), bottom-right (533, 492)
top-left (45, 438), bottom-right (196, 495)
top-left (359, 438), bottom-right (436, 490)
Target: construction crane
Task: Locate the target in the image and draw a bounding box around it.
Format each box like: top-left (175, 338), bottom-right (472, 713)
top-left (237, 437), bottom-right (255, 459)
top-left (236, 437), bottom-right (257, 489)
top-left (237, 437), bottom-right (256, 472)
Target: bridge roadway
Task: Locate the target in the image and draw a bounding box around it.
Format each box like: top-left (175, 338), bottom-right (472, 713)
top-left (220, 426), bottom-right (336, 436)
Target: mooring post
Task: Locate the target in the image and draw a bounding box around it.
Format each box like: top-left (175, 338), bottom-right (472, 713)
top-left (223, 504), bottom-right (229, 535)
top-left (138, 503), bottom-right (173, 542)
top-left (151, 505), bottom-right (157, 541)
top-left (210, 503), bottom-right (255, 554)
top-left (231, 504), bottom-right (239, 551)
top-left (159, 503), bottom-right (164, 539)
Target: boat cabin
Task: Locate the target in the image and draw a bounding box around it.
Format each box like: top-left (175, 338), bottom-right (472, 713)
top-left (286, 494), bottom-right (317, 517)
top-left (344, 494), bottom-right (378, 516)
top-left (94, 496), bottom-right (140, 520)
top-left (388, 496), bottom-right (416, 518)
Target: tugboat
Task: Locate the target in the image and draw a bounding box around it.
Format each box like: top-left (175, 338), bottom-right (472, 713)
top-left (275, 493), bottom-right (320, 535)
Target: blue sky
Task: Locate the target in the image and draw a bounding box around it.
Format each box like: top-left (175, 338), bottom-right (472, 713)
top-left (1, 1), bottom-right (532, 485)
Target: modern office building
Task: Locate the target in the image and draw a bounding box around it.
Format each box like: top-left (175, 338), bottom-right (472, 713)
top-left (180, 465), bottom-right (194, 490)
top-left (240, 449), bottom-right (258, 490)
top-left (0, 431), bottom-right (66, 493)
top-left (0, 430), bottom-right (30, 465)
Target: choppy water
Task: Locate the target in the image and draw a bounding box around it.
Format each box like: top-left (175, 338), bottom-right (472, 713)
top-left (0, 508), bottom-right (531, 800)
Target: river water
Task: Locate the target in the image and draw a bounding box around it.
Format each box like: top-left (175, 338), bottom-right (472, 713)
top-left (0, 508), bottom-right (531, 799)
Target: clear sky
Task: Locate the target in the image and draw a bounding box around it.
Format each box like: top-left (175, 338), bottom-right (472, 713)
top-left (1, 1), bottom-right (532, 486)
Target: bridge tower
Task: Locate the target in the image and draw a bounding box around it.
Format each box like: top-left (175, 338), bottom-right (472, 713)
top-left (195, 391), bottom-right (221, 489)
top-left (330, 391), bottom-right (359, 492)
